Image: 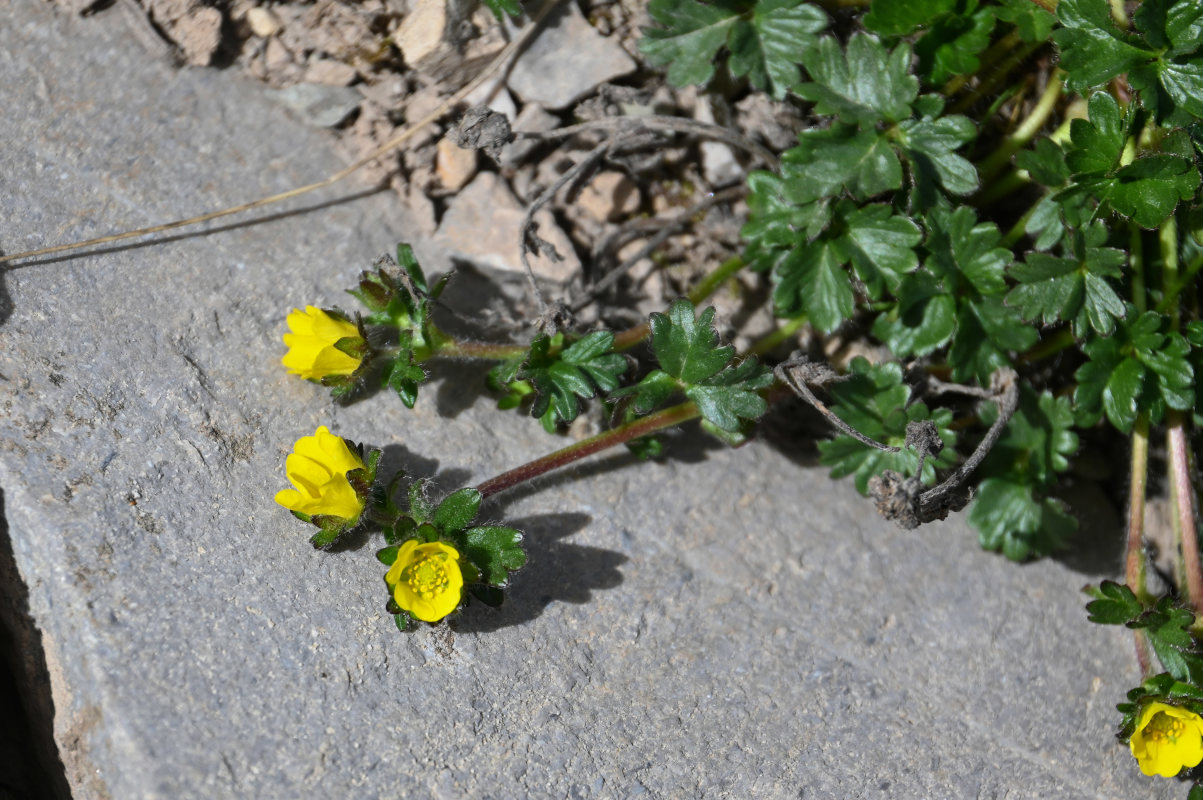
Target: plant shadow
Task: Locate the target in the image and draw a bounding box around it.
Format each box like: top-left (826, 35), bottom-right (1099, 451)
top-left (453, 511), bottom-right (628, 633)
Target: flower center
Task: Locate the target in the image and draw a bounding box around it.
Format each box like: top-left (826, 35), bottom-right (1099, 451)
top-left (1147, 712), bottom-right (1187, 745)
top-left (403, 556), bottom-right (450, 600)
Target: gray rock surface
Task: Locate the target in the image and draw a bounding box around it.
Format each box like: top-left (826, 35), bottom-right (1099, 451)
top-left (265, 82), bottom-right (362, 127)
top-left (506, 0), bottom-right (637, 109)
top-left (0, 1), bottom-right (1178, 798)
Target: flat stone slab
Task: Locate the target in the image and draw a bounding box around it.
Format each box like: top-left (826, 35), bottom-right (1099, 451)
top-left (0, 1), bottom-right (1176, 798)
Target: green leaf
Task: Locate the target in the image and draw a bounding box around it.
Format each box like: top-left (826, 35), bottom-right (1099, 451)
top-left (784, 123), bottom-right (902, 202)
top-left (894, 114), bottom-right (979, 195)
top-left (520, 331), bottom-right (627, 426)
top-left (816, 358), bottom-right (958, 494)
top-left (640, 0), bottom-right (825, 97)
top-left (949, 300), bottom-right (1038, 384)
top-left (1138, 597), bottom-right (1203, 684)
top-left (979, 387), bottom-right (1079, 489)
top-left (640, 0), bottom-right (741, 87)
top-left (837, 203), bottom-right (924, 297)
top-left (967, 478), bottom-right (1076, 560)
top-left (432, 488), bottom-right (482, 535)
top-left (1085, 580), bottom-right (1145, 625)
top-left (863, 0), bottom-right (957, 34)
top-left (995, 0), bottom-right (1056, 42)
top-left (1066, 91), bottom-right (1126, 174)
top-left (871, 271), bottom-right (957, 358)
top-left (376, 545), bottom-right (400, 566)
top-left (1015, 138), bottom-right (1070, 187)
top-left (926, 206), bottom-right (1010, 294)
top-left (729, 0), bottom-right (828, 98)
top-left (481, 0), bottom-right (520, 20)
top-left (685, 356), bottom-right (774, 432)
top-left (1053, 0), bottom-right (1154, 90)
top-left (650, 300), bottom-right (733, 383)
top-left (463, 526), bottom-right (527, 586)
top-left (795, 34), bottom-right (917, 124)
top-left (385, 339), bottom-right (427, 410)
top-left (914, 4), bottom-right (996, 85)
top-left (773, 241), bottom-right (854, 331)
top-left (1006, 245), bottom-right (1127, 336)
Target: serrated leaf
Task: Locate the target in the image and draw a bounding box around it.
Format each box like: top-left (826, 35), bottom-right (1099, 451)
top-left (650, 301), bottom-right (733, 383)
top-left (871, 271), bottom-right (956, 358)
top-left (837, 203), bottom-right (923, 297)
top-left (1015, 138), bottom-right (1070, 187)
top-left (686, 357), bottom-right (774, 432)
top-left (785, 123), bottom-right (902, 202)
top-left (980, 387), bottom-right (1079, 489)
top-left (949, 300), bottom-right (1038, 384)
top-left (995, 0), bottom-right (1056, 42)
top-left (1139, 598), bottom-right (1203, 684)
top-left (926, 206), bottom-right (1010, 294)
top-left (432, 488), bottom-right (482, 534)
top-left (640, 0), bottom-right (825, 97)
top-left (1053, 0), bottom-right (1154, 90)
top-left (1066, 91), bottom-right (1125, 174)
top-left (914, 4), bottom-right (996, 85)
top-left (895, 115), bottom-right (979, 195)
top-left (463, 525), bottom-right (526, 586)
top-left (967, 477), bottom-right (1076, 561)
top-left (1006, 247), bottom-right (1127, 336)
top-left (795, 34), bottom-right (917, 124)
top-left (521, 331), bottom-right (627, 426)
top-left (773, 241), bottom-right (854, 331)
top-left (1085, 580), bottom-right (1145, 625)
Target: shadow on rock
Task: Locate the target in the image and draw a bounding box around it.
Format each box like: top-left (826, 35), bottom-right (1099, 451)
top-left (454, 511), bottom-right (627, 633)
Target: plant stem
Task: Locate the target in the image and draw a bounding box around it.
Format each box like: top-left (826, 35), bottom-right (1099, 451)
top-left (949, 36), bottom-right (1042, 116)
top-left (475, 401), bottom-right (701, 498)
top-left (1127, 413), bottom-right (1154, 676)
top-left (977, 69), bottom-right (1065, 184)
top-left (432, 335), bottom-right (528, 360)
top-left (1167, 412), bottom-right (1203, 621)
top-left (688, 255), bottom-right (746, 306)
top-left (943, 30), bottom-right (1023, 98)
top-left (1131, 227), bottom-right (1146, 314)
top-left (749, 315), bottom-right (808, 357)
top-left (1161, 216), bottom-right (1181, 329)
top-left (1015, 327), bottom-right (1075, 364)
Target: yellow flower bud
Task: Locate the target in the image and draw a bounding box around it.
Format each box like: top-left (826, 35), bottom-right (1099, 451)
top-left (275, 426), bottom-right (366, 522)
top-left (385, 540), bottom-right (465, 622)
top-left (1130, 700), bottom-right (1203, 777)
top-left (282, 306), bottom-right (363, 381)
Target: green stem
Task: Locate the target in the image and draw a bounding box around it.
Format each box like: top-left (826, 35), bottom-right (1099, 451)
top-left (687, 255), bottom-right (746, 306)
top-left (475, 401), bottom-right (701, 498)
top-left (1131, 228), bottom-right (1146, 314)
top-left (1128, 413), bottom-right (1154, 676)
top-left (1161, 216), bottom-right (1181, 329)
top-left (1016, 327), bottom-right (1075, 364)
top-left (977, 69), bottom-right (1065, 184)
top-left (975, 169), bottom-right (1029, 206)
top-left (1001, 192), bottom-right (1047, 248)
top-left (1156, 254), bottom-right (1203, 315)
top-left (943, 30), bottom-right (1023, 98)
top-left (748, 316), bottom-right (808, 357)
top-left (949, 37), bottom-right (1043, 116)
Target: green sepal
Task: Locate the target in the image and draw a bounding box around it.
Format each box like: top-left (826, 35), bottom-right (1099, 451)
top-left (376, 545), bottom-right (400, 566)
top-left (433, 488), bottom-right (483, 535)
top-left (393, 611), bottom-right (415, 632)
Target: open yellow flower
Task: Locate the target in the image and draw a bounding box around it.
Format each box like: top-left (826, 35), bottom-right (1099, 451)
top-left (1130, 700), bottom-right (1203, 777)
top-left (275, 426), bottom-right (366, 522)
top-left (282, 306), bottom-right (363, 381)
top-left (386, 540), bottom-right (465, 622)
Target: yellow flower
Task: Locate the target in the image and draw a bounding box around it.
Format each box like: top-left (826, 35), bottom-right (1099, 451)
top-left (275, 426), bottom-right (366, 522)
top-left (1130, 700), bottom-right (1203, 777)
top-left (385, 540), bottom-right (465, 622)
top-left (282, 306), bottom-right (363, 381)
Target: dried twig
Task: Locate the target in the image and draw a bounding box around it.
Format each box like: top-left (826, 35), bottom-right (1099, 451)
top-left (774, 356), bottom-right (901, 454)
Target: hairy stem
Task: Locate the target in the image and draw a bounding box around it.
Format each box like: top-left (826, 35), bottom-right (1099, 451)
top-left (476, 401), bottom-right (701, 498)
top-left (1167, 413), bottom-right (1203, 620)
top-left (1127, 414), bottom-right (1154, 676)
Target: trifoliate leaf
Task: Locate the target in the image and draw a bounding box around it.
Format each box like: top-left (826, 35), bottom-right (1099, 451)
top-left (894, 114), bottom-right (979, 195)
top-left (1053, 0), bottom-right (1154, 90)
top-left (1085, 580), bottom-right (1145, 625)
top-left (816, 358), bottom-right (957, 494)
top-left (1138, 597), bottom-right (1203, 684)
top-left (967, 477), bottom-right (1075, 561)
top-left (925, 206), bottom-right (1010, 294)
top-left (640, 0), bottom-right (826, 98)
top-left (520, 331), bottom-right (627, 426)
top-left (462, 526), bottom-right (526, 586)
top-left (795, 34), bottom-right (917, 124)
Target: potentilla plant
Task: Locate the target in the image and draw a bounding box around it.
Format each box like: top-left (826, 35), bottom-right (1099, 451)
top-left (272, 0), bottom-right (1203, 791)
